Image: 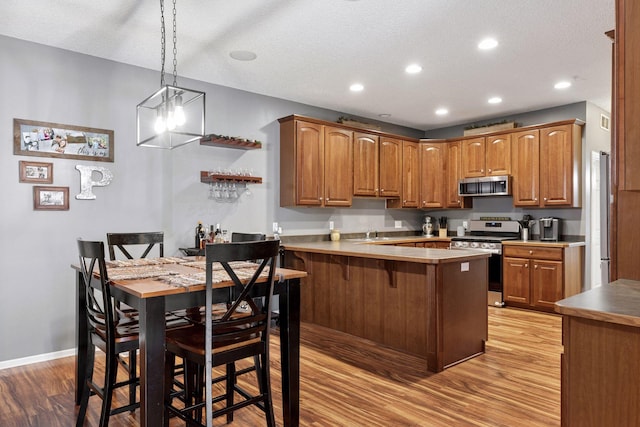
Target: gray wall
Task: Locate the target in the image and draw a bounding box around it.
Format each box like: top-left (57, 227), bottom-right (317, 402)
top-left (0, 35), bottom-right (422, 364)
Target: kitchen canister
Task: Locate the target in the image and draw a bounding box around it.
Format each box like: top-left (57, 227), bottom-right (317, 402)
top-left (330, 229), bottom-right (341, 241)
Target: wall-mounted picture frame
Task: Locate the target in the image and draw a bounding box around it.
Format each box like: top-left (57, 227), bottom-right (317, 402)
top-left (33, 186), bottom-right (69, 211)
top-left (14, 118), bottom-right (114, 162)
top-left (19, 160), bottom-right (53, 184)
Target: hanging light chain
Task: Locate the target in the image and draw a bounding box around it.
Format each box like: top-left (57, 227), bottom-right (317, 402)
top-left (159, 0), bottom-right (166, 87)
top-left (172, 0), bottom-right (178, 87)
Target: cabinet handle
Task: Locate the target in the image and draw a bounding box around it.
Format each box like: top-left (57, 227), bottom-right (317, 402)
top-left (529, 250), bottom-right (533, 254)
top-left (326, 198), bottom-right (330, 201)
top-left (319, 197), bottom-right (323, 201)
top-left (534, 198), bottom-right (537, 201)
top-left (543, 197), bottom-right (547, 201)
top-left (534, 264), bottom-right (538, 269)
top-left (525, 263), bottom-right (528, 268)
top-left (381, 189), bottom-right (385, 192)
top-left (481, 169), bottom-right (484, 173)
top-left (488, 169), bottom-right (492, 173)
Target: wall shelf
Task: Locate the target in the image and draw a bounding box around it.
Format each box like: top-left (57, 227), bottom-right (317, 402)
top-left (200, 171), bottom-right (262, 184)
top-left (200, 134), bottom-right (262, 150)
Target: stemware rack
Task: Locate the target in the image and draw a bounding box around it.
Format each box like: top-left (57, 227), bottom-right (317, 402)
top-left (199, 134), bottom-right (262, 150)
top-left (200, 171), bottom-right (262, 184)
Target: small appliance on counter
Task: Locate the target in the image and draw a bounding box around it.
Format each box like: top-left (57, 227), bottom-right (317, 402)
top-left (422, 216), bottom-right (434, 237)
top-left (539, 217), bottom-right (561, 241)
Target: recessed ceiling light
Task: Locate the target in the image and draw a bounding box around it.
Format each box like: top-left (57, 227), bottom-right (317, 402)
top-left (229, 50), bottom-right (257, 61)
top-left (435, 108), bottom-right (449, 116)
top-left (488, 97), bottom-right (502, 104)
top-left (554, 81), bottom-right (572, 89)
top-left (405, 64), bottom-right (422, 74)
top-left (350, 83), bottom-right (364, 92)
top-left (378, 113), bottom-right (391, 118)
top-left (478, 38), bottom-right (498, 50)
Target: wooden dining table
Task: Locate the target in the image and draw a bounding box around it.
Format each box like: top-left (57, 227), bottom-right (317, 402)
top-left (72, 258), bottom-right (306, 427)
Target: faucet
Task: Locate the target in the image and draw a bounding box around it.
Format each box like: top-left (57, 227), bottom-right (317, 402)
top-left (365, 230), bottom-right (371, 240)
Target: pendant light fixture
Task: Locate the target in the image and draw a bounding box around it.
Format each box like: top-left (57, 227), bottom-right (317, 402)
top-left (136, 0), bottom-right (205, 149)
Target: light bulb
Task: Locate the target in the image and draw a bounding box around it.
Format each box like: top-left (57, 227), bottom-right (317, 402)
top-left (154, 114), bottom-right (166, 134)
top-left (166, 110), bottom-right (176, 130)
top-left (174, 105), bottom-right (186, 126)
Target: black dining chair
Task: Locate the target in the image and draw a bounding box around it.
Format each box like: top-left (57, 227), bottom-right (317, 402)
top-left (76, 239), bottom-right (140, 427)
top-left (106, 231), bottom-right (164, 260)
top-left (231, 232), bottom-right (266, 243)
top-left (163, 240), bottom-right (280, 427)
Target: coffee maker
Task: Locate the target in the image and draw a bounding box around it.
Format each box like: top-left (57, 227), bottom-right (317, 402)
top-left (539, 217), bottom-right (561, 241)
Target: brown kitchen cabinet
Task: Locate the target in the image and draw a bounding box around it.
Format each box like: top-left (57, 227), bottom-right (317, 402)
top-left (512, 122), bottom-right (582, 208)
top-left (446, 141), bottom-right (472, 209)
top-left (503, 244), bottom-right (583, 312)
top-left (279, 117), bottom-right (353, 207)
top-left (379, 136), bottom-right (402, 198)
top-left (460, 135), bottom-right (511, 178)
top-left (353, 132), bottom-right (380, 197)
top-left (419, 142), bottom-right (447, 208)
top-left (388, 140), bottom-right (419, 208)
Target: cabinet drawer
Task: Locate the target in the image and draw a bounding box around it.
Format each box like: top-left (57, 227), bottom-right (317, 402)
top-left (503, 246), bottom-right (563, 261)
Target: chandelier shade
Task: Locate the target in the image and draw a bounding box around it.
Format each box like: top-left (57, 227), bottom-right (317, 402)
top-left (136, 0), bottom-right (205, 150)
top-left (136, 84), bottom-right (205, 149)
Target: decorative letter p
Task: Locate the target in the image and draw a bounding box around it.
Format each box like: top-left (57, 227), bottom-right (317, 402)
top-left (75, 165), bottom-right (113, 200)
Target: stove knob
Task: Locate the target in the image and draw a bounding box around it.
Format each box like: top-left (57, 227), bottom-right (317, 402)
top-left (481, 243), bottom-right (490, 249)
top-left (470, 242), bottom-right (479, 249)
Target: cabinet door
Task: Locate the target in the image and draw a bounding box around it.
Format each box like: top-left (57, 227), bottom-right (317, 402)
top-left (486, 134), bottom-right (512, 176)
top-left (401, 141), bottom-right (420, 208)
top-left (532, 259), bottom-right (563, 309)
top-left (503, 257), bottom-right (530, 304)
top-left (353, 133), bottom-right (379, 197)
top-left (461, 137), bottom-right (486, 177)
top-left (420, 142), bottom-right (446, 208)
top-left (512, 129), bottom-right (540, 207)
top-left (295, 120), bottom-right (324, 206)
top-left (539, 124), bottom-right (579, 207)
top-left (446, 141), bottom-right (470, 208)
top-left (324, 126), bottom-right (353, 207)
top-left (379, 137), bottom-right (402, 197)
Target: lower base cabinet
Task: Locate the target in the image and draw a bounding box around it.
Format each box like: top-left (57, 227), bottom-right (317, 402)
top-left (503, 244), bottom-right (583, 312)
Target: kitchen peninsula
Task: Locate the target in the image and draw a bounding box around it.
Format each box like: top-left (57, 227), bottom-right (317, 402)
top-left (282, 239), bottom-right (490, 372)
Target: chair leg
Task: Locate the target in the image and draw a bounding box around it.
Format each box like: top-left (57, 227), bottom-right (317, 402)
top-left (76, 346), bottom-right (95, 427)
top-left (259, 353), bottom-right (276, 427)
top-left (128, 350), bottom-right (137, 407)
top-left (99, 350), bottom-right (118, 427)
top-left (164, 352), bottom-right (176, 427)
top-left (226, 362), bottom-right (235, 423)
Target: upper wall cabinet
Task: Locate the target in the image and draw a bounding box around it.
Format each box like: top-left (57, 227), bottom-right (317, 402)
top-left (279, 116), bottom-right (353, 207)
top-left (461, 135), bottom-right (511, 178)
top-left (379, 136), bottom-right (403, 198)
top-left (387, 140), bottom-right (420, 208)
top-left (419, 142), bottom-right (447, 208)
top-left (353, 132), bottom-right (380, 197)
top-left (512, 121), bottom-right (583, 208)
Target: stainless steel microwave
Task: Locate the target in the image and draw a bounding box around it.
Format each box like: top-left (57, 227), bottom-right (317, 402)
top-left (458, 175), bottom-right (511, 197)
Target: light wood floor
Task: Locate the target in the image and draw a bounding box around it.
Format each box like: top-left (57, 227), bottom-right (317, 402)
top-left (0, 307), bottom-right (562, 426)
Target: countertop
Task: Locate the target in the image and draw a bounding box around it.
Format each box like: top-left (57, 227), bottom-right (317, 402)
top-left (281, 239), bottom-right (489, 264)
top-left (555, 279), bottom-right (640, 327)
top-left (502, 240), bottom-right (585, 248)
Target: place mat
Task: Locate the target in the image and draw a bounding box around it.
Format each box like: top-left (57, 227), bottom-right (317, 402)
top-left (159, 267), bottom-right (271, 289)
top-left (106, 257), bottom-right (186, 268)
top-left (107, 265), bottom-right (182, 281)
top-left (180, 260), bottom-right (259, 271)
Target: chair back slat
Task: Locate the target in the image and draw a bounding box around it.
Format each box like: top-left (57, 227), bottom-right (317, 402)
top-left (106, 232), bottom-right (164, 260)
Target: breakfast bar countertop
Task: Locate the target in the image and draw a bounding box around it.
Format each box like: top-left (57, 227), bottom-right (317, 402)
top-left (555, 278), bottom-right (640, 328)
top-left (281, 239), bottom-right (490, 264)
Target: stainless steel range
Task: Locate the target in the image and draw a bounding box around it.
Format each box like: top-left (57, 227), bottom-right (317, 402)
top-left (450, 219), bottom-right (520, 307)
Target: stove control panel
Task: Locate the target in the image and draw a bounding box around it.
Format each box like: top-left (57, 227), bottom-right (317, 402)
top-left (450, 240), bottom-right (502, 254)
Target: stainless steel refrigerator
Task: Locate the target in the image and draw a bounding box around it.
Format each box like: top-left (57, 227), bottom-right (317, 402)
top-left (599, 151), bottom-right (611, 285)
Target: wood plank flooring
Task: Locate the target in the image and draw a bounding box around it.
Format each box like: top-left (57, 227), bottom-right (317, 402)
top-left (0, 307), bottom-right (562, 426)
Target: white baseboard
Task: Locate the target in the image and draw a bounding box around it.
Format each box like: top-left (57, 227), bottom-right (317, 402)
top-left (0, 348), bottom-right (76, 370)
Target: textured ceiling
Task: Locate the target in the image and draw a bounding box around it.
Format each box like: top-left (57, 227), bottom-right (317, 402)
top-left (0, 0), bottom-right (615, 130)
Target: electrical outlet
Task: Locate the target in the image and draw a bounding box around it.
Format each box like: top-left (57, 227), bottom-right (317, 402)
top-left (463, 221), bottom-right (469, 230)
top-left (272, 222), bottom-right (279, 233)
top-left (329, 221), bottom-right (334, 230)
top-left (394, 220), bottom-right (402, 229)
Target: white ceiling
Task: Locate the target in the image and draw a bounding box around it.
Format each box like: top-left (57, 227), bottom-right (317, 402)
top-left (0, 0), bottom-right (615, 131)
